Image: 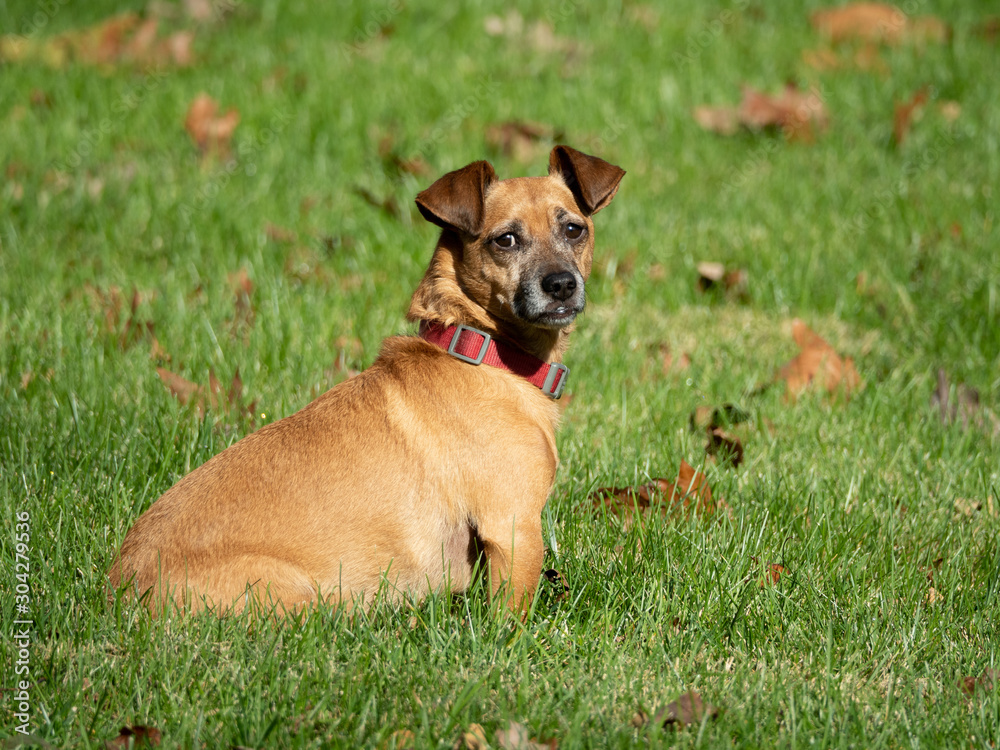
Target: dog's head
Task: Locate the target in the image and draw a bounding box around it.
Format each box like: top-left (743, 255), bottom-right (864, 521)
top-left (411, 146), bottom-right (624, 339)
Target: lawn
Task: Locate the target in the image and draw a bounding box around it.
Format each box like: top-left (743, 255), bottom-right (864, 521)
top-left (1, 0), bottom-right (998, 747)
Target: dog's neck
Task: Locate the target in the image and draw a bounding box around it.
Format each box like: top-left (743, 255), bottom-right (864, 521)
top-left (406, 232), bottom-right (572, 363)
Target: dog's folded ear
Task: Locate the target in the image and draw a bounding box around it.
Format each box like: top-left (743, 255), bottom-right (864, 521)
top-left (548, 145), bottom-right (625, 216)
top-left (416, 160), bottom-right (497, 236)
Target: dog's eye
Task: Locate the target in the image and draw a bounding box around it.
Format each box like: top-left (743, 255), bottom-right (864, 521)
top-left (493, 233), bottom-right (517, 249)
top-left (565, 223), bottom-right (584, 240)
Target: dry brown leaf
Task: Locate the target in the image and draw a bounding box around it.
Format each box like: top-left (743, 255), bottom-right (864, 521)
top-left (483, 11), bottom-right (580, 56)
top-left (485, 121), bottom-right (563, 164)
top-left (660, 344), bottom-right (691, 375)
top-left (542, 568), bottom-right (570, 603)
top-left (227, 268), bottom-right (256, 335)
top-left (184, 93), bottom-right (240, 157)
top-left (106, 725), bottom-right (161, 748)
top-left (696, 262), bottom-right (749, 299)
top-left (706, 428), bottom-right (744, 468)
top-left (749, 557), bottom-right (788, 587)
top-left (646, 691), bottom-right (720, 727)
top-left (383, 730), bottom-right (414, 749)
top-left (802, 44), bottom-right (888, 73)
top-left (938, 100), bottom-right (961, 123)
top-left (183, 0), bottom-right (215, 22)
top-left (457, 723), bottom-right (488, 750)
top-left (352, 186), bottom-right (404, 221)
top-left (810, 3), bottom-right (949, 45)
top-left (157, 367), bottom-right (202, 406)
top-left (265, 223), bottom-right (297, 243)
top-left (0, 12), bottom-right (194, 69)
top-left (738, 84), bottom-right (829, 142)
top-left (893, 87), bottom-right (929, 146)
top-left (690, 404), bottom-right (749, 469)
top-left (692, 106), bottom-right (740, 136)
top-left (494, 721), bottom-right (554, 750)
top-left (931, 370), bottom-right (999, 435)
top-left (695, 84), bottom-right (828, 142)
top-left (775, 319), bottom-right (862, 399)
top-left (591, 460), bottom-right (719, 524)
top-left (156, 367), bottom-right (254, 422)
top-left (377, 134), bottom-right (432, 178)
top-left (975, 17), bottom-right (1000, 42)
top-left (960, 668), bottom-right (998, 696)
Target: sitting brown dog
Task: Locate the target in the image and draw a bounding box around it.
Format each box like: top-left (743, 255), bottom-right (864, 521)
top-left (108, 145), bottom-right (624, 615)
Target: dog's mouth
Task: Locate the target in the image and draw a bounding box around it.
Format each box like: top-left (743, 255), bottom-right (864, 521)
top-left (534, 304), bottom-right (581, 328)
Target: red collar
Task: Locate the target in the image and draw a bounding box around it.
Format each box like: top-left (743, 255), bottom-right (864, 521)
top-left (418, 321), bottom-right (569, 399)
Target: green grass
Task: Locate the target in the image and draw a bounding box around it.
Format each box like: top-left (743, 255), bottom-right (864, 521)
top-left (2, 0), bottom-right (999, 747)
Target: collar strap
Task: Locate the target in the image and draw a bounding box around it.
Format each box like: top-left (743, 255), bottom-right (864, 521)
top-left (418, 322), bottom-right (569, 399)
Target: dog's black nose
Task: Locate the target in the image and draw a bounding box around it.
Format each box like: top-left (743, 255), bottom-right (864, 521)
top-left (541, 271), bottom-right (577, 301)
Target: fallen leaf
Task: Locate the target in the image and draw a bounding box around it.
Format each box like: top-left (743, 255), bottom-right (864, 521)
top-left (802, 43), bottom-right (888, 73)
top-left (377, 135), bottom-right (432, 178)
top-left (542, 568), bottom-right (570, 603)
top-left (157, 367), bottom-right (202, 406)
top-left (485, 121), bottom-right (564, 163)
top-left (690, 404), bottom-right (749, 468)
top-left (706, 428), bottom-right (744, 468)
top-left (184, 93), bottom-right (240, 157)
top-left (183, 0), bottom-right (215, 22)
top-left (227, 268), bottom-right (256, 336)
top-left (695, 84), bottom-right (828, 142)
top-left (689, 403), bottom-right (750, 432)
top-left (591, 460), bottom-right (719, 524)
top-left (660, 344), bottom-right (691, 375)
top-left (120, 287), bottom-right (155, 350)
top-left (383, 730), bottom-right (414, 749)
top-left (0, 12), bottom-right (194, 69)
top-left (938, 100), bottom-right (961, 123)
top-left (960, 668), bottom-right (998, 696)
top-left (974, 17), bottom-right (1000, 43)
top-left (265, 223), bottom-right (297, 243)
top-left (692, 105), bottom-right (740, 136)
top-left (749, 557), bottom-right (788, 587)
top-left (149, 336), bottom-right (170, 362)
top-left (352, 186), bottom-right (403, 221)
top-left (156, 366), bottom-right (254, 423)
top-left (774, 319), bottom-right (862, 400)
top-left (810, 3), bottom-right (949, 45)
top-left (931, 370), bottom-right (999, 435)
top-left (494, 721), bottom-right (554, 750)
top-left (457, 723), bottom-right (488, 750)
top-left (645, 691), bottom-right (720, 728)
top-left (893, 87), bottom-right (929, 146)
top-left (483, 11), bottom-right (580, 56)
top-left (106, 725), bottom-right (161, 748)
top-left (696, 262), bottom-right (749, 299)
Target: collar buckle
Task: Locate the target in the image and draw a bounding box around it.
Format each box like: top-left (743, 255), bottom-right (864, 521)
top-left (447, 324), bottom-right (491, 366)
top-left (541, 362), bottom-right (569, 399)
